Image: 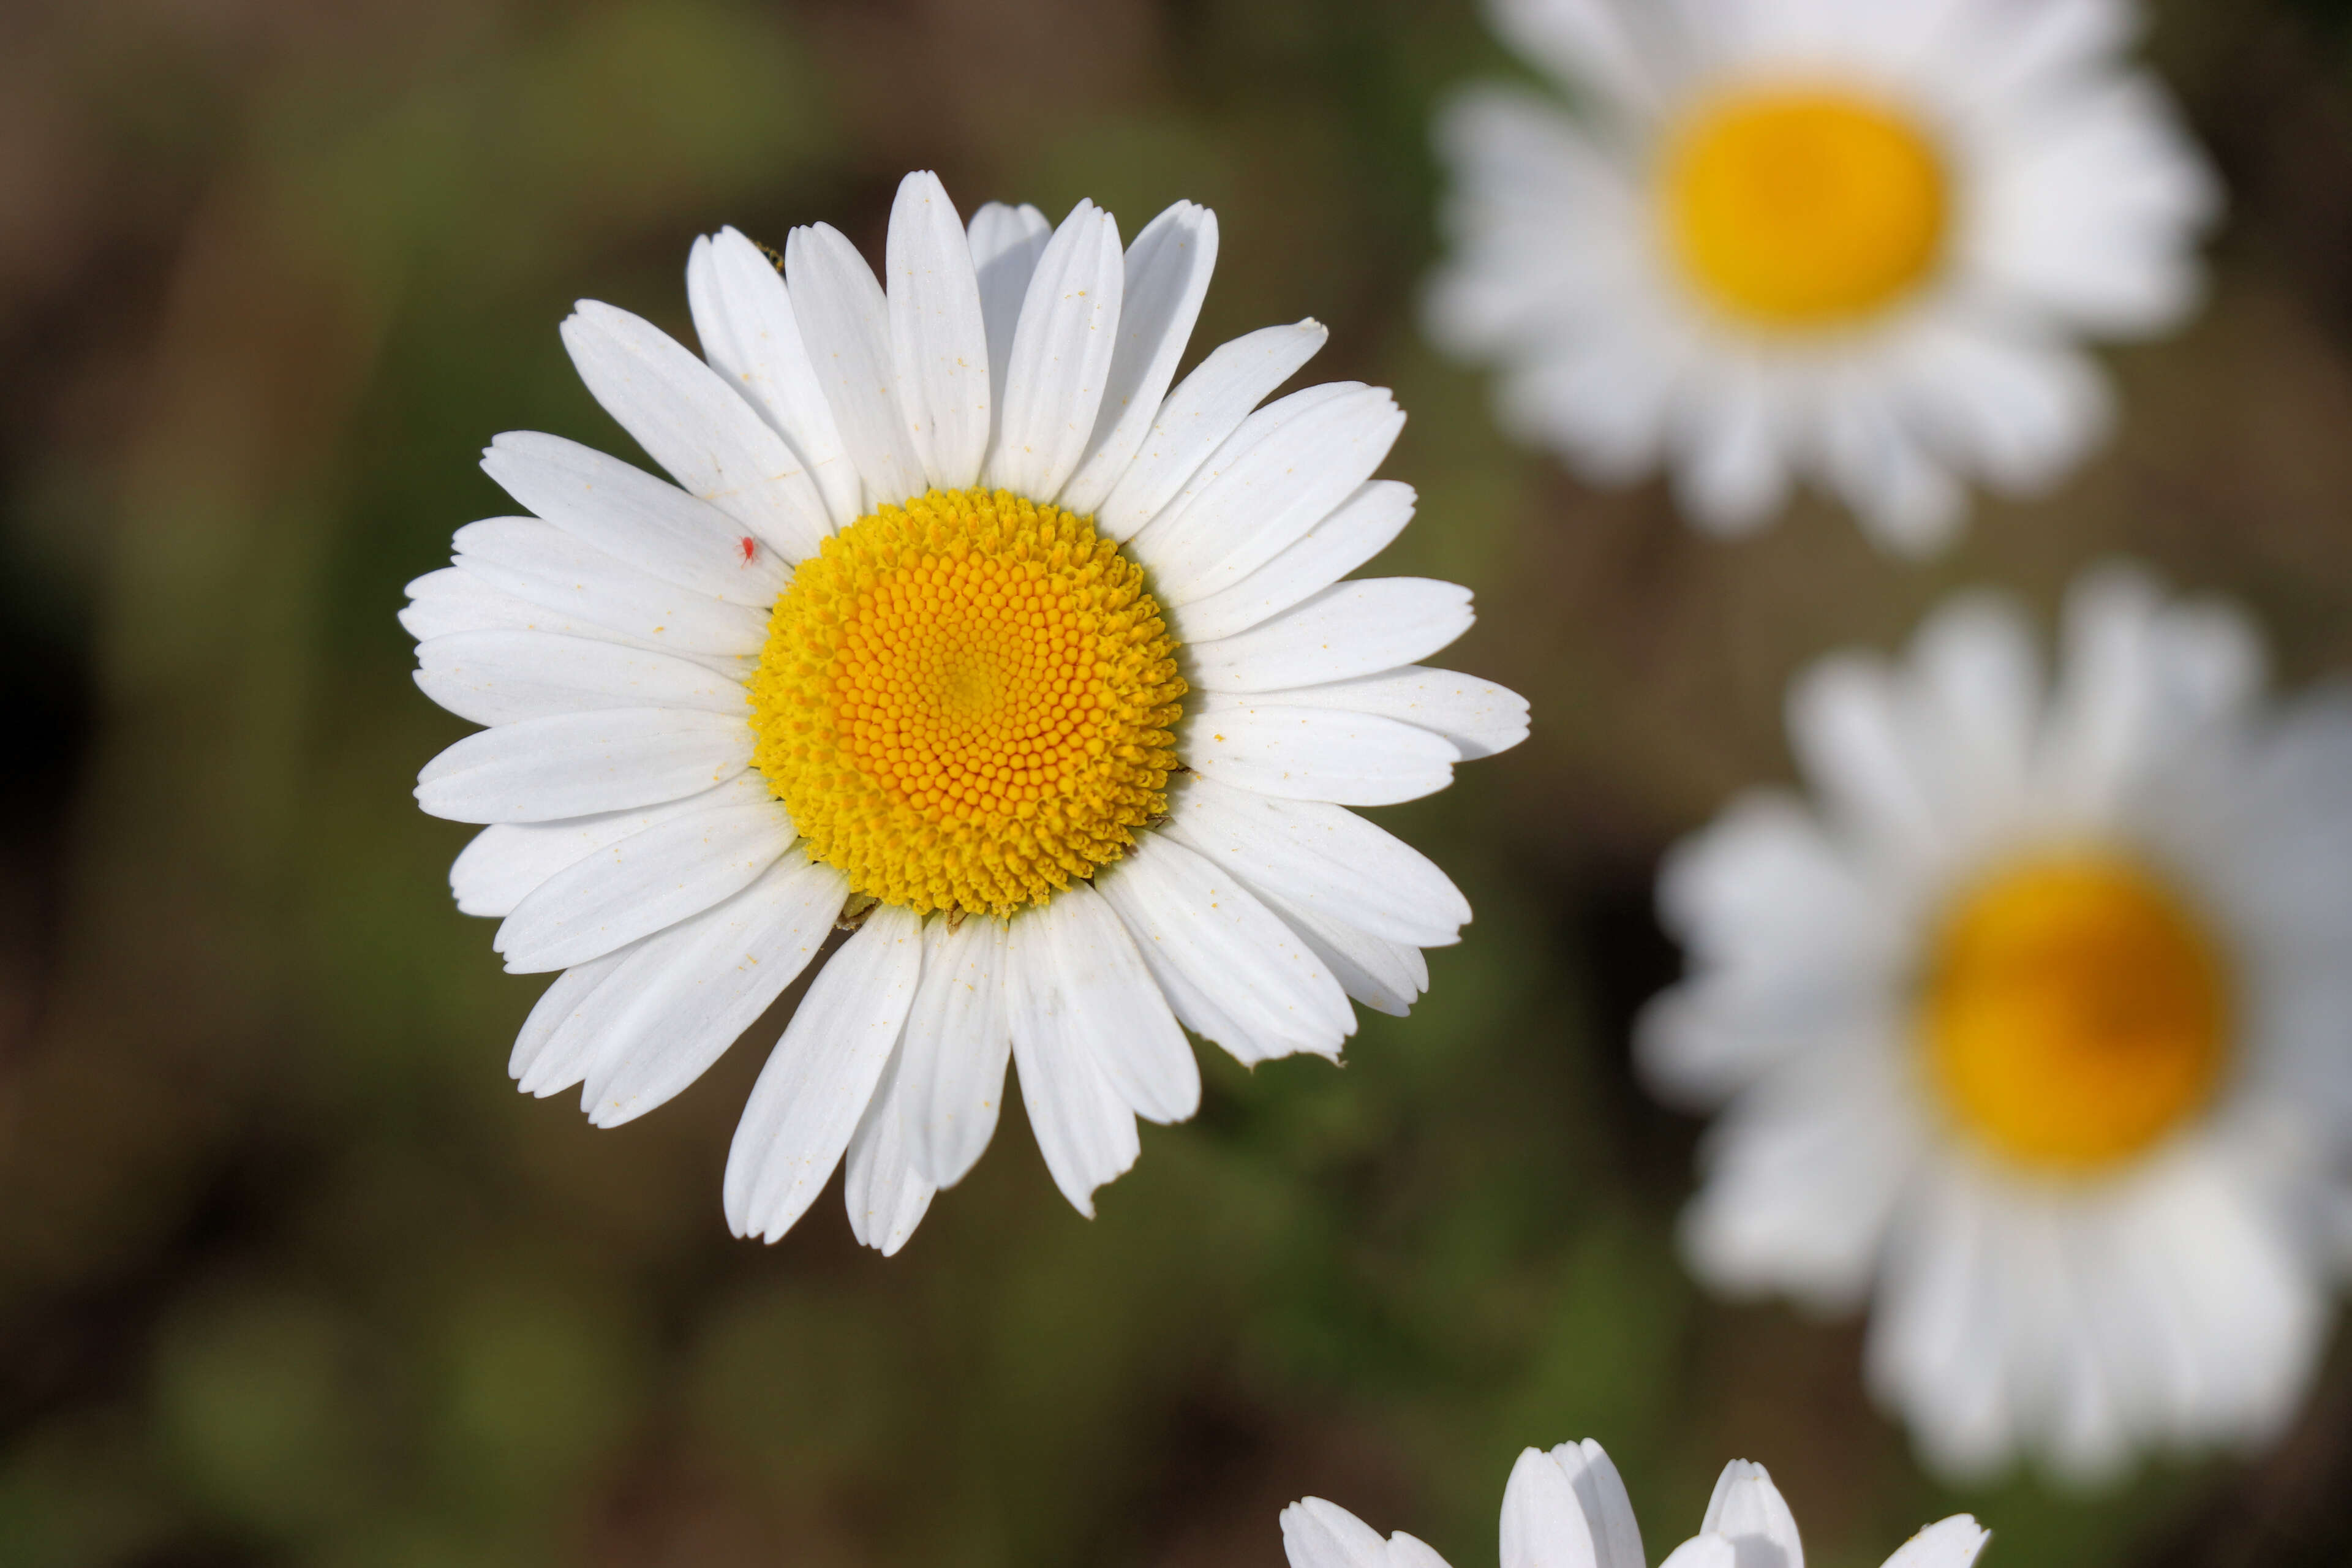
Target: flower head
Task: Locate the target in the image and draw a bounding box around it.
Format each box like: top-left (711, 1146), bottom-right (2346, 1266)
top-left (1427, 0), bottom-right (2219, 553)
top-left (406, 172), bottom-right (1526, 1252)
top-left (1645, 565), bottom-right (2352, 1479)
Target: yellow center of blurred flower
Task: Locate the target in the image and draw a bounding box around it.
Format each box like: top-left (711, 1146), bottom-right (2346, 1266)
top-left (1663, 89), bottom-right (1948, 328)
top-left (1921, 854), bottom-right (2231, 1174)
top-left (749, 487), bottom-right (1185, 919)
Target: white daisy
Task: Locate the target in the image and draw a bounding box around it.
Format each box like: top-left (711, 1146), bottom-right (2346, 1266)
top-left (1642, 565), bottom-right (2352, 1480)
top-left (1281, 1439), bottom-right (1987, 1568)
top-left (1427, 0), bottom-right (2220, 554)
top-left (404, 171), bottom-right (1526, 1253)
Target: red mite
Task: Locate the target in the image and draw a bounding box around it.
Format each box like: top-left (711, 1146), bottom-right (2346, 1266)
top-left (737, 537), bottom-right (757, 566)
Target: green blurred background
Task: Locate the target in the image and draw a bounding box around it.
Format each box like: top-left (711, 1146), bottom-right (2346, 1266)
top-left (4, 0), bottom-right (2352, 1563)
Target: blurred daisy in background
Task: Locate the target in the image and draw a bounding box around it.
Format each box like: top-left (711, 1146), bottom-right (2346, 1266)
top-left (1427, 0), bottom-right (2218, 554)
top-left (1281, 1438), bottom-right (1987, 1568)
top-left (1643, 565), bottom-right (2352, 1480)
top-left (405, 171), bottom-right (1525, 1254)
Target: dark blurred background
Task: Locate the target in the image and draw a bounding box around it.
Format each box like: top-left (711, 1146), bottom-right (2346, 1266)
top-left (6, 0), bottom-right (2352, 1563)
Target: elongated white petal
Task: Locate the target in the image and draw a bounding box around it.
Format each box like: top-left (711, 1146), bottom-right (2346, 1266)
top-left (415, 709), bottom-right (750, 824)
top-left (494, 801), bottom-right (796, 973)
top-left (1180, 692), bottom-right (1459, 806)
top-left (887, 171), bottom-right (991, 489)
top-left (1096, 834), bottom-right (1353, 1065)
top-left (967, 202), bottom-right (1052, 414)
top-left (1170, 480), bottom-right (1417, 642)
top-left (1030, 881), bottom-right (1197, 1122)
top-left (1058, 202), bottom-right (1219, 514)
top-left (415, 631), bottom-right (748, 727)
top-left (1162, 773), bottom-right (1470, 946)
top-left (1135, 385), bottom-right (1404, 605)
top-left (990, 200), bottom-right (1125, 499)
top-left (1877, 1518), bottom-right (1988, 1568)
top-left (1186, 579), bottom-right (1474, 693)
top-left (1240, 666), bottom-right (1528, 761)
top-left (901, 916), bottom-right (1012, 1188)
top-left (510, 949), bottom-right (631, 1092)
top-left (1280, 1499), bottom-right (1400, 1568)
top-left (1005, 909), bottom-right (1141, 1217)
top-left (1249, 885), bottom-right (1430, 1017)
top-left (450, 774), bottom-right (774, 918)
top-left (1699, 1462), bottom-right (1803, 1568)
top-left (483, 431), bottom-right (791, 598)
top-left (786, 222), bottom-right (926, 510)
top-left (560, 300), bottom-right (831, 560)
top-left (1500, 1445), bottom-right (1602, 1568)
top-left (572, 857), bottom-right (850, 1126)
top-left (842, 1024), bottom-right (938, 1256)
top-left (725, 905), bottom-right (925, 1242)
top-left (451, 519), bottom-right (767, 656)
top-left (401, 567), bottom-right (752, 670)
top-left (1096, 320), bottom-right (1328, 540)
top-left (687, 227), bottom-right (863, 528)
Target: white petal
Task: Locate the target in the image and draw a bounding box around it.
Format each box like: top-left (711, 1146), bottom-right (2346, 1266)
top-left (1894, 326), bottom-right (2111, 500)
top-left (482, 430), bottom-right (793, 597)
top-left (1699, 1461), bottom-right (1803, 1568)
top-left (572, 856), bottom-right (849, 1125)
top-left (1238, 666), bottom-right (1528, 761)
top-left (1162, 772), bottom-right (1469, 946)
top-left (1095, 834), bottom-right (1354, 1065)
top-left (1058, 202), bottom-right (1220, 515)
top-left (448, 774), bottom-right (772, 918)
top-left (1005, 908), bottom-right (1142, 1217)
top-left (509, 951), bottom-right (631, 1093)
top-left (559, 301), bottom-right (832, 559)
top-left (687, 228), bottom-right (862, 528)
top-left (450, 519), bottom-right (767, 656)
top-left (1672, 365), bottom-right (1789, 537)
top-left (415, 708), bottom-right (750, 824)
top-left (1023, 882), bottom-right (1197, 1123)
top-left (1169, 480), bottom-right (1418, 643)
top-left (1133, 385), bottom-right (1403, 605)
top-left (1248, 886), bottom-right (1430, 1017)
top-left (1487, 0), bottom-right (1657, 107)
top-left (1657, 1537), bottom-right (1737, 1568)
top-left (785, 222), bottom-right (926, 509)
top-left (1095, 320), bottom-right (1328, 541)
top-left (966, 202), bottom-right (1053, 415)
top-left (493, 801), bottom-right (796, 972)
top-left (1281, 1499), bottom-right (1400, 1568)
top-left (886, 171), bottom-right (991, 489)
top-left (1818, 393), bottom-right (1966, 559)
top-left (842, 1024), bottom-right (938, 1256)
top-left (1499, 1446), bottom-right (1600, 1568)
top-left (400, 567), bottom-right (751, 669)
top-left (1180, 692), bottom-right (1459, 806)
top-left (724, 903), bottom-right (925, 1242)
top-left (1553, 1442), bottom-right (1643, 1568)
top-left (1185, 579), bottom-right (1473, 694)
top-left (989, 200), bottom-right (1124, 500)
top-left (1388, 1536), bottom-right (1452, 1568)
top-left (900, 915), bottom-right (1013, 1189)
top-left (415, 630), bottom-right (748, 727)
top-left (1785, 654), bottom-right (1944, 869)
top-left (1879, 1518), bottom-right (1988, 1568)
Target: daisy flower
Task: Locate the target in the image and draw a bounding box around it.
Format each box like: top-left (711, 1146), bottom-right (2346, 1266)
top-left (404, 172), bottom-right (1526, 1253)
top-left (1643, 566), bottom-right (2352, 1479)
top-left (1427, 0), bottom-right (2220, 554)
top-left (1281, 1439), bottom-right (1987, 1568)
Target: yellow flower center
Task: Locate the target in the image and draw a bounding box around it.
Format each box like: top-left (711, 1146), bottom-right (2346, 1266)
top-left (1662, 88), bottom-right (1948, 328)
top-left (1921, 854), bottom-right (2232, 1174)
top-left (749, 487), bottom-right (1185, 919)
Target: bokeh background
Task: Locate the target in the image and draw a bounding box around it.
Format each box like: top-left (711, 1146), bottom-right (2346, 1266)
top-left (6, 0), bottom-right (2352, 1563)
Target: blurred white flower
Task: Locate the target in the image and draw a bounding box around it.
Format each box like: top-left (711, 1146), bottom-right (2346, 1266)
top-left (1645, 565), bottom-right (2352, 1480)
top-left (405, 170), bottom-right (1526, 1253)
top-left (1280, 1441), bottom-right (1986, 1568)
top-left (1427, 0), bottom-right (2218, 554)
